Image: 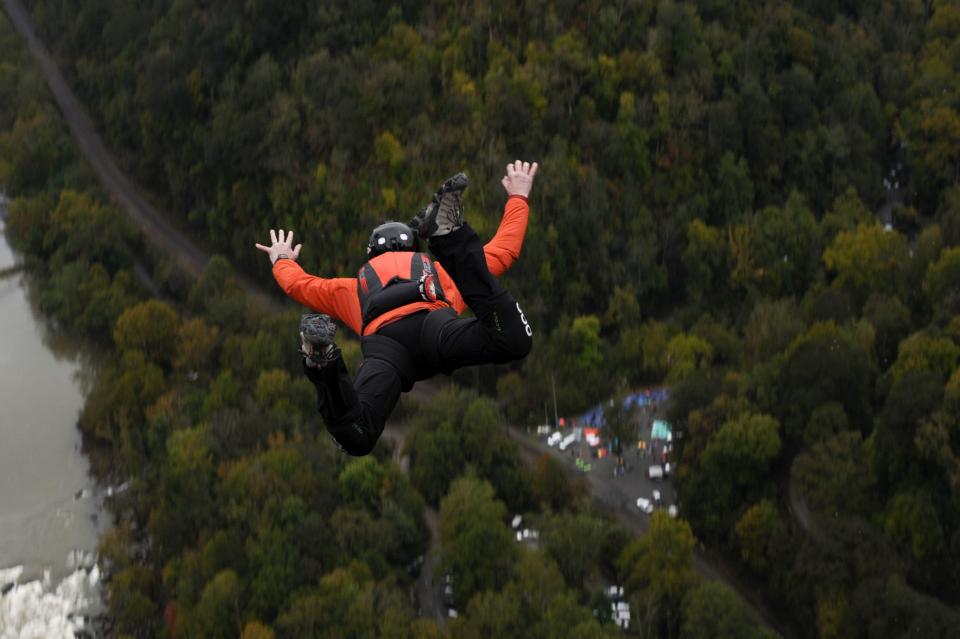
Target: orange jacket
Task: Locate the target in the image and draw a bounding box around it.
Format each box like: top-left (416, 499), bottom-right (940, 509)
top-left (272, 195), bottom-right (529, 336)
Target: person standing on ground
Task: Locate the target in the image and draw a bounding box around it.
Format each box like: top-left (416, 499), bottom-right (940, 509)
top-left (255, 161), bottom-right (538, 455)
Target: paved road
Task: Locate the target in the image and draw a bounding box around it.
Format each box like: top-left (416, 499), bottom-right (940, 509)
top-left (508, 428), bottom-right (793, 639)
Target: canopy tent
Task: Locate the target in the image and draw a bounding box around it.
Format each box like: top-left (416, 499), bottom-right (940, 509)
top-left (651, 420), bottom-right (672, 441)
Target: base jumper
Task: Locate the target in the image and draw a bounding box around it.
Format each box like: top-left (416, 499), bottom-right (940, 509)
top-left (255, 161), bottom-right (538, 455)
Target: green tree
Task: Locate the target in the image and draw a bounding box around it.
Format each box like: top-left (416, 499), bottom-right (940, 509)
top-left (925, 246), bottom-right (960, 316)
top-left (883, 491), bottom-right (946, 562)
top-left (150, 425), bottom-right (217, 556)
top-left (43, 189), bottom-right (132, 272)
top-left (108, 565), bottom-right (159, 637)
top-left (619, 511), bottom-right (699, 637)
top-left (531, 453), bottom-right (580, 512)
top-left (793, 431), bottom-right (878, 518)
top-left (525, 315), bottom-right (607, 415)
top-left (712, 152), bottom-right (754, 225)
top-left (680, 581), bottom-right (778, 639)
top-left (683, 218), bottom-right (729, 305)
top-left (460, 396), bottom-right (500, 472)
top-left (339, 456), bottom-right (385, 510)
top-left (847, 575), bottom-right (960, 639)
top-left (439, 477), bottom-right (517, 604)
top-left (774, 322), bottom-right (873, 439)
top-left (459, 549), bottom-right (616, 639)
top-left (409, 419), bottom-right (464, 507)
top-left (685, 413), bottom-right (781, 541)
top-left (617, 320), bottom-right (670, 385)
top-left (889, 332), bottom-right (959, 383)
top-left (666, 333), bottom-right (714, 384)
top-left (823, 223), bottom-right (908, 306)
top-left (734, 500), bottom-right (783, 575)
top-left (862, 294), bottom-right (912, 371)
top-left (743, 298), bottom-right (805, 365)
top-left (703, 413), bottom-right (781, 485)
top-left (0, 109), bottom-right (70, 194)
top-left (541, 511), bottom-right (608, 588)
top-left (188, 255), bottom-right (248, 332)
top-left (193, 569), bottom-right (243, 639)
top-left (875, 370), bottom-right (944, 485)
top-left (274, 563), bottom-right (385, 638)
top-left (752, 193), bottom-right (819, 297)
top-left (820, 187), bottom-right (872, 244)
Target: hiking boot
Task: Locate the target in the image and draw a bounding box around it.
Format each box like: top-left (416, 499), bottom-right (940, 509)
top-left (410, 172), bottom-right (468, 239)
top-left (299, 313), bottom-right (339, 368)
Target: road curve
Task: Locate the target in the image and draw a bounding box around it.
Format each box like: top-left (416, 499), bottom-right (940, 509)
top-left (1, 0), bottom-right (280, 311)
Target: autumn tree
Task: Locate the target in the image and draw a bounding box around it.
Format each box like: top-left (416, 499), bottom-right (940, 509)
top-left (113, 299), bottom-right (180, 364)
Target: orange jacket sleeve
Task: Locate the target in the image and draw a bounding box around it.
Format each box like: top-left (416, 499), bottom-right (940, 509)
top-left (271, 260), bottom-right (364, 335)
top-left (484, 195), bottom-right (529, 276)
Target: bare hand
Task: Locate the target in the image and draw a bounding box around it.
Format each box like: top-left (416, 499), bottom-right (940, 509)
top-left (501, 160), bottom-right (539, 198)
top-left (255, 229), bottom-right (302, 265)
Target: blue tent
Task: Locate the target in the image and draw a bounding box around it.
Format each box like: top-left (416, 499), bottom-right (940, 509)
top-left (576, 388), bottom-right (671, 428)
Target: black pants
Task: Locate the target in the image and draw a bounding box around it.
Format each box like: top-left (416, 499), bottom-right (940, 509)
top-left (304, 223), bottom-right (533, 455)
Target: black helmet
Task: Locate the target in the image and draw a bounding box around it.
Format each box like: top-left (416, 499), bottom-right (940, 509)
top-left (367, 221), bottom-right (418, 257)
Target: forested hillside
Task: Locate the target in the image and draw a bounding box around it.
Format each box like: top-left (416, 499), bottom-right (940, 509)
top-left (3, 0), bottom-right (960, 637)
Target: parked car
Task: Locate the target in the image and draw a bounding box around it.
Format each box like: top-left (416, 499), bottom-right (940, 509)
top-left (668, 504), bottom-right (679, 518)
top-left (647, 464), bottom-right (664, 480)
top-left (558, 432), bottom-right (577, 450)
top-left (652, 489), bottom-right (662, 506)
top-left (636, 497), bottom-right (654, 514)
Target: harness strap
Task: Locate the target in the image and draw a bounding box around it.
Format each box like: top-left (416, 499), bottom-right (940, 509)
top-left (358, 252), bottom-right (448, 334)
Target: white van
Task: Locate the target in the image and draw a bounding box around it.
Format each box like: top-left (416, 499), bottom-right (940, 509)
top-left (647, 464), bottom-right (664, 480)
top-left (636, 497), bottom-right (653, 514)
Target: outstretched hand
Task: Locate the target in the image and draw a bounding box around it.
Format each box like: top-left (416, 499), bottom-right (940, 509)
top-left (501, 160), bottom-right (539, 198)
top-left (255, 229), bottom-right (302, 265)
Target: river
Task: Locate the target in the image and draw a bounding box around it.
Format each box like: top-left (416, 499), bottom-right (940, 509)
top-left (0, 195), bottom-right (109, 637)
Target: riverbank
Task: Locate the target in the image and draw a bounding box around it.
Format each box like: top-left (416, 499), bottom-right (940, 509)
top-left (0, 211), bottom-right (111, 638)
